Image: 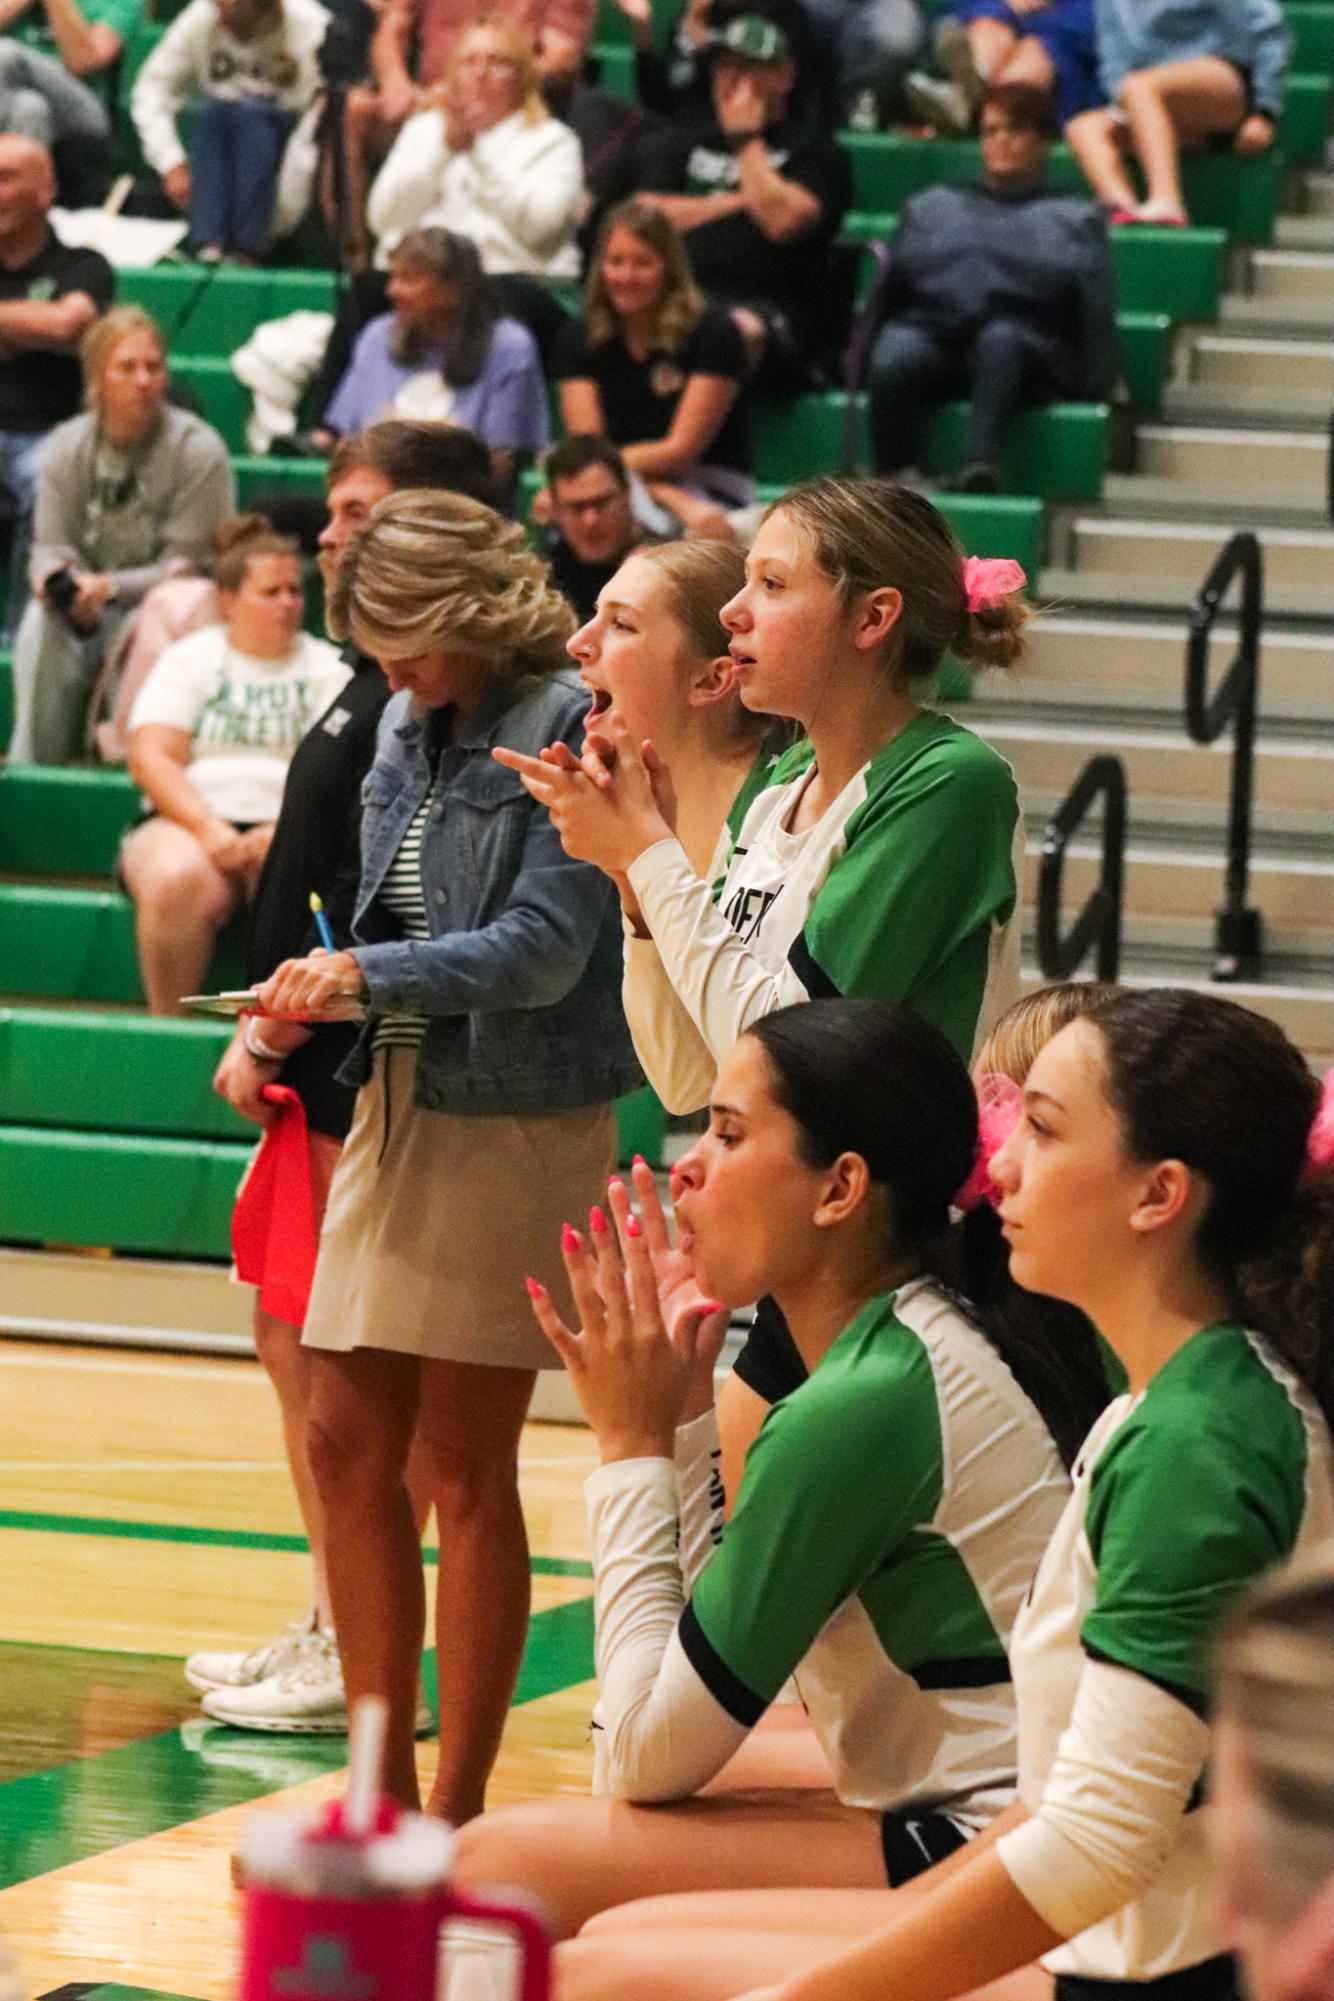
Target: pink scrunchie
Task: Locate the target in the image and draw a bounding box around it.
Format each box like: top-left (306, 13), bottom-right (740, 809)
top-left (962, 555), bottom-right (1028, 613)
top-left (956, 1071), bottom-right (1024, 1213)
top-left (1304, 1068), bottom-right (1334, 1181)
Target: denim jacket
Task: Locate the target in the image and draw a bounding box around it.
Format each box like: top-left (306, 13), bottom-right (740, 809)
top-left (1097, 0), bottom-right (1290, 119)
top-left (342, 668), bottom-right (642, 1116)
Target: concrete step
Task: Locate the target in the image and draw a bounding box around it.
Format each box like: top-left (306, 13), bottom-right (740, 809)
top-left (1091, 475), bottom-right (1332, 528)
top-left (1016, 615), bottom-right (1334, 717)
top-left (1300, 169), bottom-right (1334, 219)
top-left (973, 713), bottom-right (1334, 817)
top-left (1039, 563), bottom-right (1334, 625)
top-left (1218, 293), bottom-right (1334, 337)
top-left (1021, 839), bottom-right (1334, 948)
top-left (1187, 332), bottom-right (1334, 396)
top-left (1275, 213), bottom-right (1334, 250)
top-left (1018, 957), bottom-right (1334, 1065)
top-left (1135, 423), bottom-right (1327, 499)
top-left (1161, 383), bottom-right (1332, 427)
top-left (1249, 247), bottom-right (1334, 303)
top-left (1069, 515), bottom-right (1334, 589)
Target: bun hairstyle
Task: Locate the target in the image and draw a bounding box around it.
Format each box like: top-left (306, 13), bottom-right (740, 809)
top-left (1090, 988), bottom-right (1334, 1424)
top-left (1217, 1546), bottom-right (1334, 1917)
top-left (213, 513), bottom-right (299, 594)
top-left (768, 476), bottom-right (1030, 678)
top-left (329, 487), bottom-right (575, 680)
top-left (746, 999), bottom-right (1110, 1468)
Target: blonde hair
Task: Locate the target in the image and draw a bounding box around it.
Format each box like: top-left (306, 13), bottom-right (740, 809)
top-left (82, 306), bottom-right (165, 406)
top-left (451, 15), bottom-right (548, 125)
top-left (769, 476), bottom-right (1030, 678)
top-left (630, 538), bottom-right (745, 662)
top-left (330, 487), bottom-right (575, 677)
top-left (585, 201), bottom-right (705, 354)
top-left (1218, 1546), bottom-right (1334, 1915)
top-left (213, 512), bottom-right (299, 593)
top-left (974, 982), bottom-right (1119, 1085)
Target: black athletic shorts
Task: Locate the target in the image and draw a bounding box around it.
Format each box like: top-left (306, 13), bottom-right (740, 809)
top-left (731, 1295), bottom-right (808, 1405)
top-left (1055, 1956), bottom-right (1239, 2001)
top-left (880, 1807), bottom-right (970, 1885)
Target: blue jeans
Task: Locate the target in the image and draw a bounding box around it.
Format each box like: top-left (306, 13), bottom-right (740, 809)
top-left (798, 0), bottom-right (925, 115)
top-left (189, 95), bottom-right (296, 255)
top-left (868, 316), bottom-right (1073, 472)
top-left (0, 428), bottom-right (43, 643)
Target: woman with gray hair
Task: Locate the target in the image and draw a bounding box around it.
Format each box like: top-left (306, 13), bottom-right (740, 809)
top-left (253, 487), bottom-right (641, 1820)
top-left (315, 229), bottom-right (550, 497)
top-left (10, 305), bottom-right (234, 765)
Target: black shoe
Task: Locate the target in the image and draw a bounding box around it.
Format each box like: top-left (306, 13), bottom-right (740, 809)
top-left (939, 460), bottom-right (1002, 495)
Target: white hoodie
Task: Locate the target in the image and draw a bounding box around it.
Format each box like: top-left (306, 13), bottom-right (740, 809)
top-left (367, 105), bottom-right (584, 277)
top-left (131, 0), bottom-right (328, 172)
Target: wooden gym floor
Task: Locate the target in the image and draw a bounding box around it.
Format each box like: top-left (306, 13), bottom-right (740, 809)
top-left (0, 1336), bottom-right (601, 2001)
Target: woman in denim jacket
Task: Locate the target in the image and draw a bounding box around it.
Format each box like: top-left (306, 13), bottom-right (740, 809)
top-left (255, 488), bottom-right (641, 1819)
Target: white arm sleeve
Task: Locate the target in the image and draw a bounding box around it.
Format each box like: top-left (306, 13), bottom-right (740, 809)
top-left (586, 1457), bottom-right (748, 1804)
top-left (367, 108), bottom-right (449, 249)
top-left (625, 838), bottom-right (811, 1066)
top-left (674, 1409), bottom-right (725, 1596)
top-left (997, 1658), bottom-right (1210, 1939)
top-left (131, 6), bottom-right (204, 175)
top-left (622, 927), bottom-right (718, 1115)
top-left (469, 121), bottom-right (583, 255)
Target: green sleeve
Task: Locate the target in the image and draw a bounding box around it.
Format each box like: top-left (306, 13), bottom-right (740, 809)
top-left (801, 729), bottom-right (1019, 1058)
top-left (1082, 1392), bottom-right (1308, 1714)
top-left (89, 0), bottom-right (145, 45)
top-left (686, 1331), bottom-right (943, 1712)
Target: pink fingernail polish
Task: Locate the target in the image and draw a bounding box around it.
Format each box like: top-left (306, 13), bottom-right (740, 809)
top-left (632, 1154), bottom-right (647, 1168)
top-left (626, 1214), bottom-right (643, 1239)
top-left (590, 1205), bottom-right (609, 1234)
top-left (561, 1223), bottom-right (580, 1254)
top-left (525, 1277), bottom-right (544, 1298)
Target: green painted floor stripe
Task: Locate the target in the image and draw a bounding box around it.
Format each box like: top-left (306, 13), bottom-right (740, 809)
top-left (0, 1598), bottom-right (594, 1890)
top-left (0, 1509), bottom-right (592, 1577)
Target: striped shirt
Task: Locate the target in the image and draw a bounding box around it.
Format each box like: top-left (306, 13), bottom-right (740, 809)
top-left (370, 788), bottom-right (433, 1052)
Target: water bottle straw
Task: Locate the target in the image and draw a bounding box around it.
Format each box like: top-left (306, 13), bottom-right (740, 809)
top-left (344, 1696), bottom-right (388, 1836)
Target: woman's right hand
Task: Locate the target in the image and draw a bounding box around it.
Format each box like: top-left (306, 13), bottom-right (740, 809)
top-left (213, 1028), bottom-right (280, 1126)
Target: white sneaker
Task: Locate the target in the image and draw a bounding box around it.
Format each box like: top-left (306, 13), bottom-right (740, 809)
top-left (185, 1608), bottom-right (321, 1694)
top-left (201, 1627), bottom-right (349, 1734)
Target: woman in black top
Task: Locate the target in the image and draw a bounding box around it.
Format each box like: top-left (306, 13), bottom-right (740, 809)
top-left (553, 200), bottom-right (753, 525)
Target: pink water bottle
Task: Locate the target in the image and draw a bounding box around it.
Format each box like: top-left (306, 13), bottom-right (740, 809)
top-left (238, 1700), bottom-right (550, 2001)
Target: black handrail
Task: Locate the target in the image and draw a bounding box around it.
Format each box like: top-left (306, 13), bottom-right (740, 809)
top-left (1037, 754), bottom-right (1126, 983)
top-left (1184, 530), bottom-right (1264, 982)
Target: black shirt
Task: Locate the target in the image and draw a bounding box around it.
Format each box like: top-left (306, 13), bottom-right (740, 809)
top-left (547, 535), bottom-right (630, 623)
top-left (0, 233), bottom-right (114, 433)
top-left (632, 118), bottom-right (851, 343)
top-left (553, 303), bottom-right (750, 473)
top-left (636, 0), bottom-right (834, 129)
top-left (246, 655), bottom-right (390, 1140)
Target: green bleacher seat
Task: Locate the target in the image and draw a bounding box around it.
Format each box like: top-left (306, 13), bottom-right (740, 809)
top-left (0, 883), bottom-right (246, 1004)
top-left (0, 652), bottom-right (11, 758)
top-left (0, 1123), bottom-right (247, 1257)
top-left (0, 1006), bottom-right (245, 1138)
top-left (234, 455), bottom-right (329, 506)
top-left (119, 266), bottom-right (340, 357)
top-left (752, 390), bottom-right (1105, 502)
top-left (1280, 71), bottom-right (1332, 161)
top-left (170, 356), bottom-right (251, 454)
top-left (840, 131), bottom-right (1280, 243)
top-left (0, 768), bottom-right (138, 876)
top-left (1288, 2), bottom-right (1334, 71)
top-left (1117, 312), bottom-right (1172, 413)
top-left (590, 40), bottom-right (637, 99)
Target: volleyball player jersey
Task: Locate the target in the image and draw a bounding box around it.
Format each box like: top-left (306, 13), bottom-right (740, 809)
top-left (587, 1281), bottom-right (1069, 1815)
top-left (623, 710), bottom-right (1022, 1112)
top-left (1006, 1322), bottom-right (1334, 1982)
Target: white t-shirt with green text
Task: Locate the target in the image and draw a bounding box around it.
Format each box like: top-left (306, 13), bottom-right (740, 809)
top-left (129, 626), bottom-right (350, 824)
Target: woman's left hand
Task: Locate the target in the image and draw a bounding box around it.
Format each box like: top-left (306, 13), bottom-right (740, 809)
top-left (526, 1201), bottom-right (724, 1463)
top-left (493, 713), bottom-right (675, 876)
top-left (255, 948), bottom-right (367, 1020)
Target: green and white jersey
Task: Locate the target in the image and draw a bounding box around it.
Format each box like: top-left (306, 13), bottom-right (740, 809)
top-left (586, 1281), bottom-right (1069, 1813)
top-left (622, 710), bottom-right (1022, 1113)
top-left (998, 1322), bottom-right (1334, 1982)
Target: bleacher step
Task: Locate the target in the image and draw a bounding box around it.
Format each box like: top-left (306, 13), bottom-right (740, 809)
top-left (1018, 959), bottom-right (1334, 1066)
top-left (1184, 333), bottom-right (1334, 396)
top-left (1020, 839), bottom-right (1334, 948)
top-left (1069, 514), bottom-right (1334, 589)
top-left (1135, 423), bottom-right (1327, 499)
top-left (1039, 564), bottom-right (1334, 624)
top-left (1250, 247), bottom-right (1334, 303)
top-left (1218, 295), bottom-right (1334, 337)
top-left (1091, 475), bottom-right (1332, 526)
top-left (1160, 382), bottom-right (1333, 427)
top-left (1018, 615), bottom-right (1334, 716)
top-left (1274, 214), bottom-right (1334, 251)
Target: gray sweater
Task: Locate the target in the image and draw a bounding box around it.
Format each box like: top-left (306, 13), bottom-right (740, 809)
top-left (30, 403), bottom-right (236, 607)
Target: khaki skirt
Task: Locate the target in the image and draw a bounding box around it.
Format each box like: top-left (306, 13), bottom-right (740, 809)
top-left (303, 1046), bottom-right (618, 1370)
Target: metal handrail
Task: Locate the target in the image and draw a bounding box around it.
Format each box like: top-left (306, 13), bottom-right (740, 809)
top-left (1037, 754), bottom-right (1126, 983)
top-left (1184, 530), bottom-right (1264, 982)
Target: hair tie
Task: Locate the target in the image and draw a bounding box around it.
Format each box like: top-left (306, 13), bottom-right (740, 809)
top-left (962, 556), bottom-right (1027, 614)
top-left (1303, 1069), bottom-right (1334, 1182)
top-left (956, 1071), bottom-right (1023, 1212)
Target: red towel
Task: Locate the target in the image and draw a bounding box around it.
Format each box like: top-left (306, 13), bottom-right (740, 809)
top-left (232, 1084), bottom-right (320, 1329)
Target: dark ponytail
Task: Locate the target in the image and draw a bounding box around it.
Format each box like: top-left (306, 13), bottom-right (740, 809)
top-left (746, 1000), bottom-right (1112, 1469)
top-left (1091, 989), bottom-right (1334, 1426)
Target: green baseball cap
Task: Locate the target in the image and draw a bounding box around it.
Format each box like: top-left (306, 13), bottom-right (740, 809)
top-left (714, 14), bottom-right (790, 63)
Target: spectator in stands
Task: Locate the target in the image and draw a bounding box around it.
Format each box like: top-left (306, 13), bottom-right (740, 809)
top-left (865, 83), bottom-right (1116, 493)
top-left (630, 15), bottom-right (852, 391)
top-left (616, 0), bottom-right (832, 132)
top-left (543, 434), bottom-right (650, 618)
top-left (1068, 0), bottom-right (1289, 225)
top-left (906, 0), bottom-right (1099, 142)
top-left (366, 17), bottom-right (584, 278)
top-left (189, 422), bottom-right (501, 1737)
top-left (0, 38), bottom-right (113, 206)
top-left (0, 135), bottom-right (113, 642)
top-left (554, 200), bottom-right (753, 531)
top-left (9, 307), bottom-right (234, 767)
top-left (131, 0), bottom-right (330, 263)
top-left (121, 515), bottom-right (349, 1015)
top-left (315, 229), bottom-right (549, 501)
top-left (341, 0), bottom-right (595, 267)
